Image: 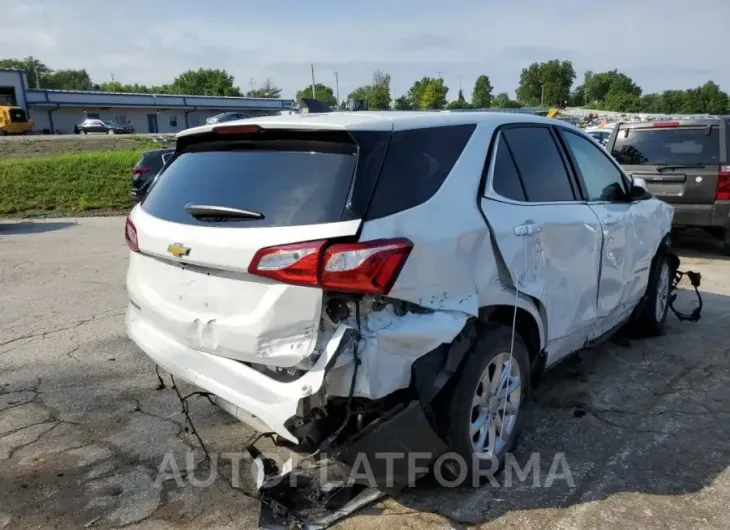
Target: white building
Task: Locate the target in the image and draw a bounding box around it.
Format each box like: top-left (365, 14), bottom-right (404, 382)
top-left (0, 68), bottom-right (294, 134)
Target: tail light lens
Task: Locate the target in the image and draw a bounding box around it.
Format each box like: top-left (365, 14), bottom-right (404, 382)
top-left (718, 166), bottom-right (730, 200)
top-left (322, 239), bottom-right (413, 294)
top-left (132, 167), bottom-right (150, 175)
top-left (125, 216), bottom-right (140, 252)
top-left (248, 238), bottom-right (413, 295)
top-left (249, 240), bottom-right (326, 286)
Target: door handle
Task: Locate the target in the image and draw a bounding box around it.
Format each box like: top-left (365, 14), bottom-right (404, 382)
top-left (514, 223), bottom-right (542, 236)
top-left (603, 215), bottom-right (619, 226)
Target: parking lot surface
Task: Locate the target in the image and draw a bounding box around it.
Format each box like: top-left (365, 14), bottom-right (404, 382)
top-left (1, 217), bottom-right (729, 529)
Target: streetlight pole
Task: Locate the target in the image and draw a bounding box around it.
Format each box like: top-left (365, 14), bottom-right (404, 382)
top-left (310, 64), bottom-right (316, 98)
top-left (334, 72), bottom-right (340, 110)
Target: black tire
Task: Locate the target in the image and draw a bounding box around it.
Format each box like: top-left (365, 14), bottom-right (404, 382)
top-left (440, 323), bottom-right (531, 486)
top-left (632, 249), bottom-right (672, 337)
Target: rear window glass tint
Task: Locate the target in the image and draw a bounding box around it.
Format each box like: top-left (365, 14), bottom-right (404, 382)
top-left (142, 144), bottom-right (357, 228)
top-left (502, 127), bottom-right (575, 202)
top-left (9, 108), bottom-right (26, 122)
top-left (366, 124), bottom-right (476, 219)
top-left (136, 151), bottom-right (169, 170)
top-left (491, 136), bottom-right (526, 201)
top-left (611, 126), bottom-right (720, 165)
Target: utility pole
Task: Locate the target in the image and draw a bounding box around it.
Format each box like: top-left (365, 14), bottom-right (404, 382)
top-left (540, 83), bottom-right (544, 107)
top-left (111, 73), bottom-right (115, 82)
top-left (334, 72), bottom-right (340, 110)
top-left (249, 78), bottom-right (255, 93)
top-left (436, 71), bottom-right (443, 79)
top-left (310, 64), bottom-right (316, 98)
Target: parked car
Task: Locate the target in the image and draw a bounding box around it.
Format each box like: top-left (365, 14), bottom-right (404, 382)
top-left (76, 119), bottom-right (133, 135)
top-left (125, 112), bottom-right (678, 485)
top-left (0, 106), bottom-right (33, 135)
top-left (607, 118), bottom-right (730, 254)
top-left (205, 112), bottom-right (250, 124)
top-left (131, 148), bottom-right (175, 203)
top-left (584, 125), bottom-right (613, 147)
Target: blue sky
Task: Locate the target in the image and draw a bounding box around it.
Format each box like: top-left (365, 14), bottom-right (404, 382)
top-left (3, 0), bottom-right (729, 101)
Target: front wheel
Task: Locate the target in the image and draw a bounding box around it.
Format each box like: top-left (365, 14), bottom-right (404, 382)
top-left (440, 324), bottom-right (531, 485)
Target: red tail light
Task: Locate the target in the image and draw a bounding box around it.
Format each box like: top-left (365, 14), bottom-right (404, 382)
top-left (653, 121), bottom-right (680, 128)
top-left (125, 216), bottom-right (140, 252)
top-left (717, 166), bottom-right (730, 201)
top-left (132, 167), bottom-right (150, 175)
top-left (248, 238), bottom-right (413, 295)
top-left (249, 240), bottom-right (326, 286)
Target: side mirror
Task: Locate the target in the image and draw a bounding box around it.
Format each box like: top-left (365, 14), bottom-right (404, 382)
top-left (631, 176), bottom-right (647, 190)
top-left (629, 176), bottom-right (651, 200)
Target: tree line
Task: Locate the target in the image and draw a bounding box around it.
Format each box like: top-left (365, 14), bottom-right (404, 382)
top-left (2, 56), bottom-right (728, 115)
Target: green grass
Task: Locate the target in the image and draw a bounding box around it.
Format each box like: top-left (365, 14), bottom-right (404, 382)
top-left (0, 150), bottom-right (142, 216)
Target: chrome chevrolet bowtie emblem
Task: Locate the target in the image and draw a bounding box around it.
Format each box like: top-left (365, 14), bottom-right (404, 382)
top-left (167, 243), bottom-right (190, 258)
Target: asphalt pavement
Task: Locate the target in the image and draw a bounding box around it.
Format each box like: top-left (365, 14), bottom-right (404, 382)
top-left (1, 217), bottom-right (729, 529)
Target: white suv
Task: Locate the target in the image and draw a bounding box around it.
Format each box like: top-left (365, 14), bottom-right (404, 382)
top-left (125, 111), bottom-right (675, 482)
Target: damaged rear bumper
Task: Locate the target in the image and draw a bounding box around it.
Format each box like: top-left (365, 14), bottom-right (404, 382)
top-left (125, 304), bottom-right (353, 442)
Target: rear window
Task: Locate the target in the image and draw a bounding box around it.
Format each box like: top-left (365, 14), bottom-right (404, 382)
top-left (9, 108), bottom-right (27, 122)
top-left (136, 151), bottom-right (169, 171)
top-left (611, 126), bottom-right (720, 165)
top-left (142, 136), bottom-right (360, 228)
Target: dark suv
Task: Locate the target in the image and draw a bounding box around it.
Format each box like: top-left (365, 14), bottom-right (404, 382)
top-left (131, 148), bottom-right (174, 203)
top-left (607, 118), bottom-right (730, 254)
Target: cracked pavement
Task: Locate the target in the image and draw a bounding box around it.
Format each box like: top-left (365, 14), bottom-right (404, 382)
top-left (2, 218), bottom-right (730, 529)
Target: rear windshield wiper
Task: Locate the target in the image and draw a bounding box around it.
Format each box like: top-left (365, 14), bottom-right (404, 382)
top-left (184, 204), bottom-right (264, 221)
top-left (656, 163), bottom-right (707, 172)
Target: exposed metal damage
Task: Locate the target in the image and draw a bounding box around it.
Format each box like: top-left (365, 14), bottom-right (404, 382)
top-left (147, 295), bottom-right (472, 529)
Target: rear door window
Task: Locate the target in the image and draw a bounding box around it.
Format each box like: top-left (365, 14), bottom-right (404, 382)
top-left (502, 126), bottom-right (576, 202)
top-left (611, 126), bottom-right (720, 165)
top-left (365, 124), bottom-right (476, 219)
top-left (142, 134), bottom-right (360, 228)
top-left (491, 136), bottom-right (526, 202)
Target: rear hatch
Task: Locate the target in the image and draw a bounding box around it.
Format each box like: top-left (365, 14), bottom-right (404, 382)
top-left (610, 121), bottom-right (726, 205)
top-left (127, 123), bottom-right (391, 367)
